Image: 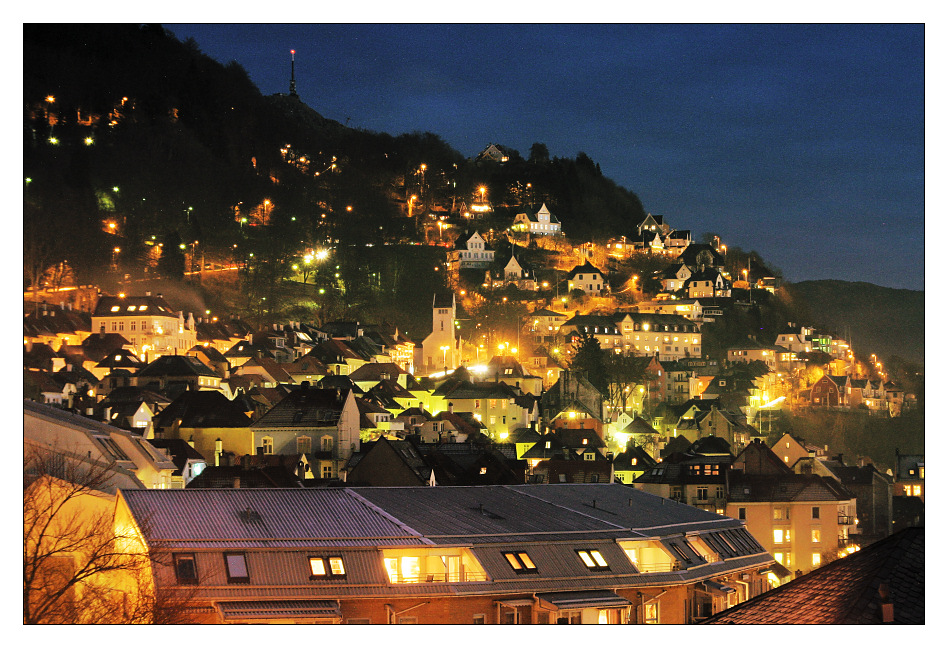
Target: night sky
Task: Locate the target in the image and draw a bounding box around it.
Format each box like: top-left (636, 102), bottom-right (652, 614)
top-left (165, 23), bottom-right (924, 291)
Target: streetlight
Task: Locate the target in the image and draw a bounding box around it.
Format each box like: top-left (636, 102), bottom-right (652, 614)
top-left (440, 345), bottom-right (449, 369)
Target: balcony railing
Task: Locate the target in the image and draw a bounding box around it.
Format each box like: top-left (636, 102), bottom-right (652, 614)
top-left (838, 515), bottom-right (855, 525)
top-left (388, 571), bottom-right (488, 584)
top-left (633, 561), bottom-right (682, 574)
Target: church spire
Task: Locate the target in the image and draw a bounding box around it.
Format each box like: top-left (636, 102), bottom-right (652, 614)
top-left (289, 49), bottom-right (298, 97)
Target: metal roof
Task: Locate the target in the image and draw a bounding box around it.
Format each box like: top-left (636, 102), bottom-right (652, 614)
top-left (119, 489), bottom-right (427, 547)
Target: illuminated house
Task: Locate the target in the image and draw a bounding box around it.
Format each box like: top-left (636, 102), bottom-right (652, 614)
top-left (893, 450), bottom-right (924, 502)
top-left (632, 436), bottom-right (734, 514)
top-left (511, 203), bottom-right (562, 236)
top-left (566, 262), bottom-right (608, 296)
top-left (683, 267), bottom-right (731, 299)
top-left (726, 338), bottom-right (784, 371)
top-left (658, 263), bottom-right (693, 293)
top-left (447, 231), bottom-right (494, 270)
top-left (612, 442), bottom-right (658, 484)
top-left (636, 213), bottom-right (671, 237)
top-left (613, 312), bottom-right (701, 361)
top-left (248, 385), bottom-right (360, 480)
top-left (726, 441), bottom-right (858, 579)
top-left (114, 483), bottom-right (778, 624)
top-left (91, 293), bottom-right (197, 362)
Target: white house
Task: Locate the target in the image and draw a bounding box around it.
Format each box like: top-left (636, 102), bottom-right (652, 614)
top-left (566, 262), bottom-right (608, 296)
top-left (448, 231), bottom-right (494, 270)
top-left (511, 203), bottom-right (562, 236)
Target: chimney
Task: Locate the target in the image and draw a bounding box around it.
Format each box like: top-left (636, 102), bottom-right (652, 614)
top-left (233, 476), bottom-right (241, 489)
top-left (146, 291), bottom-right (151, 297)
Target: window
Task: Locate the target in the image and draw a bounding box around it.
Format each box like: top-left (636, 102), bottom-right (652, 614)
top-left (262, 437), bottom-right (274, 454)
top-left (811, 528), bottom-right (821, 543)
top-left (224, 553), bottom-right (249, 583)
top-left (576, 549), bottom-right (610, 571)
top-left (321, 436), bottom-right (333, 452)
top-left (774, 552), bottom-right (785, 566)
top-left (738, 507), bottom-right (746, 520)
top-left (473, 614), bottom-right (485, 624)
top-left (297, 436), bottom-right (312, 454)
top-left (644, 602), bottom-right (659, 624)
top-left (812, 506), bottom-right (820, 519)
top-left (322, 465), bottom-right (333, 479)
top-left (503, 552), bottom-right (537, 573)
top-left (309, 556), bottom-right (346, 579)
top-left (812, 553), bottom-right (822, 567)
top-left (912, 485), bottom-right (922, 496)
top-left (173, 553), bottom-right (198, 584)
top-left (696, 487), bottom-right (709, 501)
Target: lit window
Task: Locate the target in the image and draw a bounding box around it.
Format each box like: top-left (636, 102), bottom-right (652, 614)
top-left (262, 437), bottom-right (274, 454)
top-left (110, 305), bottom-right (120, 312)
top-left (309, 557), bottom-right (327, 577)
top-left (173, 553), bottom-right (198, 584)
top-left (224, 553), bottom-right (249, 583)
top-left (812, 553), bottom-right (821, 567)
top-left (576, 550), bottom-right (609, 571)
top-left (774, 552), bottom-right (785, 565)
top-left (912, 485), bottom-right (922, 496)
top-left (503, 551), bottom-right (537, 573)
top-left (644, 602), bottom-right (659, 624)
top-left (812, 529), bottom-right (821, 543)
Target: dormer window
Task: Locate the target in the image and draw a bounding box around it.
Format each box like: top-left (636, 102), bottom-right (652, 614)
top-left (110, 306), bottom-right (120, 312)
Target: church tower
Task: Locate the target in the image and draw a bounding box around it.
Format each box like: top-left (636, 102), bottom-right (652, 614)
top-left (421, 293), bottom-right (458, 374)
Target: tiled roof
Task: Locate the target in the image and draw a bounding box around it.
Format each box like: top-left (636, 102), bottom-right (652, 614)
top-left (138, 355), bottom-right (218, 378)
top-left (92, 294), bottom-right (179, 318)
top-left (704, 527), bottom-right (924, 624)
top-left (251, 387), bottom-right (350, 429)
top-left (153, 390), bottom-right (252, 429)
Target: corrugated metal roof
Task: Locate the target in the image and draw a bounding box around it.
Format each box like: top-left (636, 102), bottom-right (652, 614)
top-left (120, 489), bottom-right (426, 546)
top-left (350, 485), bottom-right (628, 538)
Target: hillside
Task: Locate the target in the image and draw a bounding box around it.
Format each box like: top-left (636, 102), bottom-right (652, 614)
top-left (784, 280), bottom-right (924, 366)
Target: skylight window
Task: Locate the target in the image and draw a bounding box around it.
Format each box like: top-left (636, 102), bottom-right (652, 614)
top-left (502, 552), bottom-right (537, 573)
top-left (110, 306), bottom-right (120, 312)
top-left (309, 556), bottom-right (346, 579)
top-left (224, 553), bottom-right (249, 583)
top-left (576, 549), bottom-right (610, 571)
top-left (127, 305), bottom-right (136, 311)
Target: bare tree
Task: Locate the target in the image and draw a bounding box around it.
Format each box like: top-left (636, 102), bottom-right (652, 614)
top-left (23, 446), bottom-right (197, 624)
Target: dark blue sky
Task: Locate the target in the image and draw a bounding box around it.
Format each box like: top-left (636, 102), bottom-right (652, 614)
top-left (166, 23), bottom-right (924, 290)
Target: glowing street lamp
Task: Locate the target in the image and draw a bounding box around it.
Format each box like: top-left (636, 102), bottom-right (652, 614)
top-left (440, 345), bottom-right (450, 368)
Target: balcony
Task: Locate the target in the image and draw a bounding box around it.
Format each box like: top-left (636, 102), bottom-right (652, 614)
top-left (633, 561), bottom-right (682, 574)
top-left (838, 515), bottom-right (855, 525)
top-left (387, 570), bottom-right (488, 584)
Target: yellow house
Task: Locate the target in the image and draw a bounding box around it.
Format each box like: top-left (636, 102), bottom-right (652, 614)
top-left (727, 441), bottom-right (858, 580)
